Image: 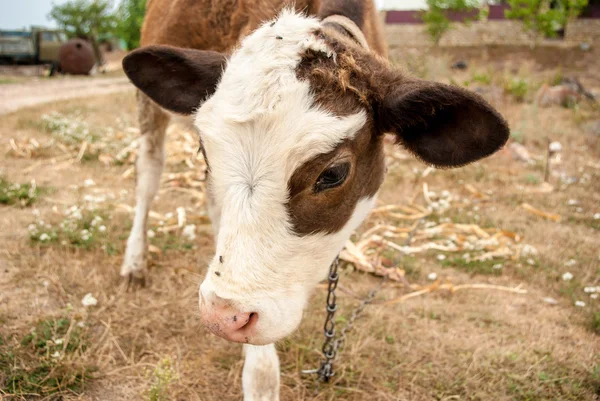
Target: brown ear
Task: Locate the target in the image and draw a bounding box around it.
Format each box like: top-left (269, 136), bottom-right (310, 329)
top-left (122, 45), bottom-right (227, 115)
top-left (379, 81), bottom-right (510, 167)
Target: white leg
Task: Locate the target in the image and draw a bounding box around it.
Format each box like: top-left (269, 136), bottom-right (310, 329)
top-left (121, 92), bottom-right (169, 280)
top-left (242, 344), bottom-right (280, 401)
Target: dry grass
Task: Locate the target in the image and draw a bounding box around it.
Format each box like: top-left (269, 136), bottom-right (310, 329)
top-left (0, 47), bottom-right (599, 401)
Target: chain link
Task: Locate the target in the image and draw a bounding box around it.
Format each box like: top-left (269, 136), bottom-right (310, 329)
top-left (305, 219), bottom-right (423, 382)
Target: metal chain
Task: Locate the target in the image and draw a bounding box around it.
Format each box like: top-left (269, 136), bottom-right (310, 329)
top-left (303, 219), bottom-right (423, 382)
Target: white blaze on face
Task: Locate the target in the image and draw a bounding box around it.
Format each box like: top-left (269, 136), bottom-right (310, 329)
top-left (195, 10), bottom-right (374, 344)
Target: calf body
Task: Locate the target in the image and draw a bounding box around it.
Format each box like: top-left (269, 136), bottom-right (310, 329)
top-left (123, 1), bottom-right (509, 399)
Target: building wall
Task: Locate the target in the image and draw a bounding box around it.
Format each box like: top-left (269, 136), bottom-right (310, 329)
top-left (384, 18), bottom-right (600, 48)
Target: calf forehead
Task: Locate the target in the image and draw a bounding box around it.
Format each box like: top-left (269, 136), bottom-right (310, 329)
top-left (195, 10), bottom-right (368, 177)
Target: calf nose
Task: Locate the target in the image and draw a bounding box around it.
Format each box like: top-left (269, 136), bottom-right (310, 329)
top-left (200, 294), bottom-right (258, 343)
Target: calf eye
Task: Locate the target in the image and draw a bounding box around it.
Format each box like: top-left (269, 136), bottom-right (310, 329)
top-left (314, 163), bottom-right (350, 192)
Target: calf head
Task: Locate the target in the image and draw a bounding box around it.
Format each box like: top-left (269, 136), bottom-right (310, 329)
top-left (123, 10), bottom-right (509, 345)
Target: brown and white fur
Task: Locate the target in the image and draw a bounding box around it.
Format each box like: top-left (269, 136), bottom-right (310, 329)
top-left (122, 1), bottom-right (510, 399)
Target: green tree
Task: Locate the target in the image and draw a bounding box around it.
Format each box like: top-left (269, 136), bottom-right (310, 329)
top-left (421, 0), bottom-right (480, 45)
top-left (115, 0), bottom-right (147, 50)
top-left (48, 0), bottom-right (116, 64)
top-left (505, 0), bottom-right (589, 44)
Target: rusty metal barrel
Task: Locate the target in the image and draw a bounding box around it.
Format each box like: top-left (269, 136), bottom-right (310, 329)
top-left (59, 39), bottom-right (96, 75)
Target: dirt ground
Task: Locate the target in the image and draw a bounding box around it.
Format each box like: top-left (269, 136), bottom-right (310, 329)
top-left (0, 45), bottom-right (599, 401)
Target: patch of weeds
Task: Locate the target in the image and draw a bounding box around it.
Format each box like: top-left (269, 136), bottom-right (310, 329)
top-left (567, 215), bottom-right (600, 230)
top-left (0, 177), bottom-right (43, 207)
top-left (504, 78), bottom-right (529, 102)
top-left (28, 206), bottom-right (110, 250)
top-left (402, 256), bottom-right (421, 281)
top-left (588, 311), bottom-right (600, 335)
top-left (442, 257), bottom-right (503, 276)
top-left (550, 70), bottom-right (563, 86)
top-left (0, 316), bottom-right (94, 398)
top-left (146, 358), bottom-right (177, 401)
top-left (511, 130), bottom-right (524, 144)
top-left (40, 111), bottom-right (100, 145)
top-left (524, 174), bottom-right (541, 185)
top-left (0, 78), bottom-right (18, 85)
top-left (471, 71), bottom-right (492, 85)
top-left (150, 233), bottom-right (194, 253)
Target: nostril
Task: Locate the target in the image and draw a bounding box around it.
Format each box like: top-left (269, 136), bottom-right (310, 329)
top-left (237, 312), bottom-right (258, 332)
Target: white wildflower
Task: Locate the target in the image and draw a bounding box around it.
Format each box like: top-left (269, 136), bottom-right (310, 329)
top-left (591, 294), bottom-right (599, 299)
top-left (147, 229), bottom-right (155, 239)
top-left (33, 208), bottom-right (40, 217)
top-left (54, 338), bottom-right (64, 345)
top-left (493, 263), bottom-right (503, 270)
top-left (182, 224), bottom-right (196, 241)
top-left (83, 194), bottom-right (94, 203)
top-left (562, 272), bottom-right (573, 281)
top-left (81, 293), bottom-right (98, 307)
top-left (83, 179), bottom-right (95, 187)
top-left (567, 199), bottom-right (580, 206)
top-left (39, 233), bottom-right (50, 241)
top-left (549, 141), bottom-right (562, 152)
top-left (28, 224), bottom-right (37, 233)
top-left (98, 225), bottom-right (107, 233)
top-left (575, 300), bottom-right (585, 307)
top-left (527, 258), bottom-right (536, 266)
top-left (427, 272), bottom-right (438, 281)
top-left (436, 254), bottom-right (446, 261)
top-left (521, 244), bottom-right (538, 257)
top-left (593, 213), bottom-right (600, 220)
top-left (51, 351), bottom-right (61, 358)
top-left (165, 212), bottom-right (174, 220)
top-left (177, 207), bottom-right (187, 227)
top-left (542, 297), bottom-right (558, 305)
top-left (564, 259), bottom-right (577, 267)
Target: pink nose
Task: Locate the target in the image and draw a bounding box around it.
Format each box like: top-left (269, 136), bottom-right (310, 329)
top-left (200, 295), bottom-right (258, 343)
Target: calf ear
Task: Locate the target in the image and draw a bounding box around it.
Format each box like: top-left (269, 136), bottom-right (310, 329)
top-left (378, 80), bottom-right (510, 167)
top-left (123, 45), bottom-right (227, 115)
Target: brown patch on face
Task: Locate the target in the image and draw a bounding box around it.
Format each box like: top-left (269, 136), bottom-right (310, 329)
top-left (287, 121), bottom-right (385, 236)
top-left (288, 29), bottom-right (388, 236)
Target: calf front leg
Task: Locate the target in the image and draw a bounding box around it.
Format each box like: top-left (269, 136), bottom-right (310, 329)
top-left (121, 91), bottom-right (169, 283)
top-left (242, 344), bottom-right (280, 401)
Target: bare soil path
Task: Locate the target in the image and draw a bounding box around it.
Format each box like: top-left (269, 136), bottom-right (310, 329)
top-left (0, 76), bottom-right (132, 116)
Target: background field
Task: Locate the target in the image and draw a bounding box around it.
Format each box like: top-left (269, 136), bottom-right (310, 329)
top-left (1, 45), bottom-right (599, 400)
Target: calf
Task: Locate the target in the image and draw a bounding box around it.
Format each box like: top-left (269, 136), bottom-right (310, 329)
top-left (122, 1), bottom-right (509, 399)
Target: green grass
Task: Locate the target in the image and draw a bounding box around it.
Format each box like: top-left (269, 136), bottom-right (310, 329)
top-left (524, 174), bottom-right (541, 185)
top-left (504, 78), bottom-right (529, 102)
top-left (567, 215), bottom-right (600, 230)
top-left (589, 311), bottom-right (600, 335)
top-left (0, 78), bottom-right (18, 85)
top-left (471, 71), bottom-right (493, 85)
top-left (0, 316), bottom-right (94, 398)
top-left (0, 177), bottom-right (44, 207)
top-left (441, 256), bottom-right (504, 276)
top-left (150, 232), bottom-right (195, 253)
